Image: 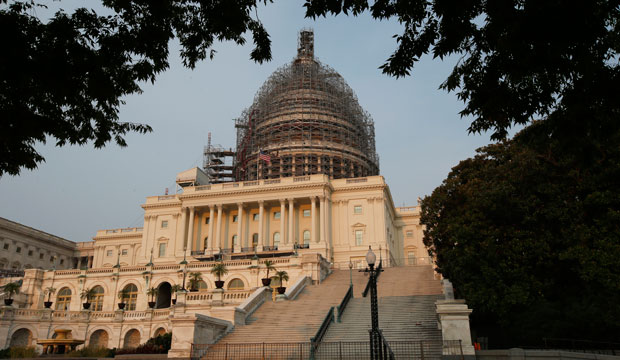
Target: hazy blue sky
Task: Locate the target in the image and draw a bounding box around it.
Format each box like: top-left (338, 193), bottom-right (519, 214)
top-left (0, 1), bottom-right (498, 242)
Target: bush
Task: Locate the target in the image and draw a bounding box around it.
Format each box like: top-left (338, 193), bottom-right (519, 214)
top-left (66, 346), bottom-right (115, 358)
top-left (115, 333), bottom-right (172, 355)
top-left (8, 346), bottom-right (37, 358)
top-left (0, 348), bottom-right (10, 359)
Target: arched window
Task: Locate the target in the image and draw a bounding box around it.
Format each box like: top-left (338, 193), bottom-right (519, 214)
top-left (303, 230), bottom-right (311, 246)
top-left (56, 287), bottom-right (72, 310)
top-left (91, 286), bottom-right (105, 311)
top-left (252, 234), bottom-right (258, 247)
top-left (228, 278), bottom-right (244, 290)
top-left (273, 232), bottom-right (280, 249)
top-left (196, 281), bottom-right (208, 291)
top-left (122, 284), bottom-right (138, 311)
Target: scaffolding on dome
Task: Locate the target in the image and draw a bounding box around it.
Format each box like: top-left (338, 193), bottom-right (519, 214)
top-left (233, 29), bottom-right (380, 181)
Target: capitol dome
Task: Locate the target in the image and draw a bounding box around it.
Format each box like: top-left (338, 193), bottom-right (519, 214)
top-left (234, 29), bottom-right (379, 181)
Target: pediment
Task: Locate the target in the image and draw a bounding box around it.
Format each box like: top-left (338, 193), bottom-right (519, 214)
top-left (351, 222), bottom-right (366, 228)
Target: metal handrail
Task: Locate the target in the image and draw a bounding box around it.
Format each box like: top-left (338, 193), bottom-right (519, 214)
top-left (336, 285), bottom-right (352, 322)
top-left (362, 260), bottom-right (382, 297)
top-left (309, 306), bottom-right (334, 358)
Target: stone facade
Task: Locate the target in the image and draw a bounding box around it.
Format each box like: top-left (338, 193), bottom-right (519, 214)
top-left (0, 172), bottom-right (427, 357)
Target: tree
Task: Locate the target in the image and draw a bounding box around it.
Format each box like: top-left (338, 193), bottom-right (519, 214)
top-left (80, 287), bottom-right (96, 303)
top-left (44, 286), bottom-right (56, 303)
top-left (420, 124), bottom-right (620, 346)
top-left (188, 271), bottom-right (204, 291)
top-left (275, 270), bottom-right (289, 287)
top-left (0, 0), bottom-right (272, 176)
top-left (304, 0), bottom-right (620, 141)
top-left (210, 263), bottom-right (228, 282)
top-left (262, 260), bottom-right (276, 280)
top-left (2, 281), bottom-right (21, 300)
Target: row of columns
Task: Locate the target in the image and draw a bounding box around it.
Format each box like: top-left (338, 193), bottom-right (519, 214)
top-left (179, 196), bottom-right (330, 255)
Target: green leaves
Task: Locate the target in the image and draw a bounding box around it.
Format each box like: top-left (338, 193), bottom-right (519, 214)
top-left (0, 0), bottom-right (273, 176)
top-left (421, 126), bottom-right (620, 344)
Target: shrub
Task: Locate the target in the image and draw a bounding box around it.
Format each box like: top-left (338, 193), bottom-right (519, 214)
top-left (66, 346), bottom-right (115, 358)
top-left (9, 346), bottom-right (37, 358)
top-left (114, 333), bottom-right (172, 355)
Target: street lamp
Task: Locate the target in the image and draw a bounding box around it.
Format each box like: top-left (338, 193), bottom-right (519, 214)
top-left (180, 246), bottom-right (188, 291)
top-left (362, 245), bottom-right (385, 360)
top-left (348, 261), bottom-right (353, 287)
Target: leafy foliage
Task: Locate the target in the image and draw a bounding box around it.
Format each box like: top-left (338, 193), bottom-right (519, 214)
top-left (0, 0), bottom-right (273, 176)
top-left (210, 263), bottom-right (228, 281)
top-left (420, 124), bottom-right (620, 346)
top-left (275, 270), bottom-right (289, 285)
top-left (115, 332), bottom-right (172, 355)
top-left (67, 345), bottom-right (115, 358)
top-left (262, 260), bottom-right (276, 279)
top-left (304, 0), bottom-right (620, 141)
top-left (2, 281), bottom-right (21, 300)
top-left (7, 346), bottom-right (37, 358)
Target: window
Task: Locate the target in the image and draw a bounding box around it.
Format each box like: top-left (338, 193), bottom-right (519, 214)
top-left (91, 286), bottom-right (105, 311)
top-left (121, 249), bottom-right (128, 256)
top-left (161, 220), bottom-right (168, 228)
top-left (228, 278), bottom-right (244, 290)
top-left (39, 253), bottom-right (44, 259)
top-left (56, 287), bottom-right (72, 310)
top-left (355, 230), bottom-right (363, 246)
top-left (274, 211), bottom-right (281, 219)
top-left (232, 215), bottom-right (238, 223)
top-left (252, 234), bottom-right (258, 247)
top-left (232, 235), bottom-right (238, 246)
top-left (60, 259), bottom-right (65, 265)
top-left (303, 209), bottom-right (311, 217)
top-left (406, 231), bottom-right (414, 238)
top-left (28, 250), bottom-right (33, 256)
top-left (303, 230), bottom-right (311, 246)
top-left (252, 213), bottom-right (259, 221)
top-left (273, 232), bottom-right (280, 249)
top-left (16, 247), bottom-right (21, 253)
top-left (3, 244), bottom-right (8, 250)
top-left (196, 281), bottom-right (208, 290)
top-left (121, 284), bottom-right (138, 311)
top-left (204, 237), bottom-right (209, 249)
top-left (106, 250), bottom-right (113, 257)
top-left (205, 217), bottom-right (210, 224)
top-left (158, 243), bottom-right (166, 257)
top-left (49, 256), bottom-right (54, 262)
top-left (354, 205), bottom-right (362, 214)
top-left (408, 251), bottom-right (417, 265)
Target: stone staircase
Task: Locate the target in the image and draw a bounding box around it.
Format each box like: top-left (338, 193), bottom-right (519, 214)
top-left (203, 265), bottom-right (444, 359)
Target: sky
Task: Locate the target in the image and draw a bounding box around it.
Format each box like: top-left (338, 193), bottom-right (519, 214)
top-left (0, 1), bottom-right (496, 243)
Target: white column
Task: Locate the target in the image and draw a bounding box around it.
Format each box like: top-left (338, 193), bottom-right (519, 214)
top-left (177, 207), bottom-right (187, 256)
top-left (311, 197), bottom-right (317, 243)
top-left (257, 201), bottom-right (264, 251)
top-left (187, 207), bottom-right (195, 256)
top-left (279, 199), bottom-right (286, 245)
top-left (215, 204), bottom-right (223, 251)
top-left (208, 206), bottom-right (215, 254)
top-left (235, 203), bottom-right (243, 253)
top-left (288, 198), bottom-right (295, 246)
top-left (319, 196), bottom-right (326, 244)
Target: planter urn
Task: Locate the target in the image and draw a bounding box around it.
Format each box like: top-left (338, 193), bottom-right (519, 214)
top-left (215, 280), bottom-right (225, 289)
top-left (4, 299), bottom-right (13, 306)
top-left (82, 302), bottom-right (91, 310)
top-left (277, 287), bottom-right (286, 295)
top-left (261, 278), bottom-right (272, 287)
top-left (44, 301), bottom-right (53, 309)
top-left (148, 301), bottom-right (156, 309)
top-left (118, 303), bottom-right (126, 310)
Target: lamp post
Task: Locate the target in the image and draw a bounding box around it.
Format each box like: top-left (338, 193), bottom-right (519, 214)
top-left (349, 261), bottom-right (353, 287)
top-left (362, 245), bottom-right (384, 360)
top-left (181, 246), bottom-right (188, 291)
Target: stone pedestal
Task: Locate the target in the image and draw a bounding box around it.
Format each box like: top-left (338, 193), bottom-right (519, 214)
top-left (436, 299), bottom-right (476, 357)
top-left (211, 288), bottom-right (224, 306)
top-left (168, 314), bottom-right (232, 359)
top-left (275, 294), bottom-right (287, 302)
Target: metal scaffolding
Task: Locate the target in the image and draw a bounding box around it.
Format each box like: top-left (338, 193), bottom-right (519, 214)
top-left (233, 29), bottom-right (380, 181)
top-left (203, 133), bottom-right (235, 184)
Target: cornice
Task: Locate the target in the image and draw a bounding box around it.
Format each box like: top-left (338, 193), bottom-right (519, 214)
top-left (178, 182), bottom-right (334, 201)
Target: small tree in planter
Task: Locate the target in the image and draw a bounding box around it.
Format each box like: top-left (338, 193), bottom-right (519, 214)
top-left (147, 287), bottom-right (157, 308)
top-left (80, 287), bottom-right (96, 310)
top-left (275, 271), bottom-right (289, 295)
top-left (44, 287), bottom-right (56, 308)
top-left (261, 260), bottom-right (276, 287)
top-left (170, 284), bottom-right (182, 305)
top-left (117, 289), bottom-right (130, 310)
top-left (210, 263), bottom-right (228, 289)
top-left (3, 282), bottom-right (21, 306)
top-left (188, 272), bottom-right (203, 292)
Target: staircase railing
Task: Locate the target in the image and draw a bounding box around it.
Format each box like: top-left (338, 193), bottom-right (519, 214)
top-left (369, 329), bottom-right (395, 360)
top-left (309, 306), bottom-right (335, 359)
top-left (362, 260), bottom-right (382, 297)
top-left (336, 285), bottom-right (353, 322)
